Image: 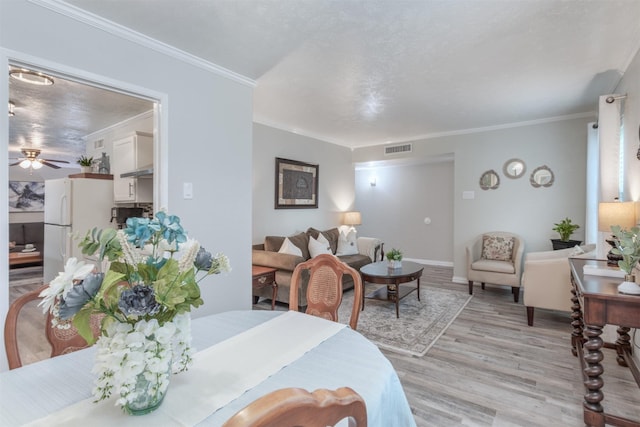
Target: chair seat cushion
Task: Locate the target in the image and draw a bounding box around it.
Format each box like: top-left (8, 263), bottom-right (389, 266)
top-left (471, 259), bottom-right (515, 274)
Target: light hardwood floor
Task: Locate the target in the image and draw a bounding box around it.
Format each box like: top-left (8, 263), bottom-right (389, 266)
top-left (9, 266), bottom-right (640, 426)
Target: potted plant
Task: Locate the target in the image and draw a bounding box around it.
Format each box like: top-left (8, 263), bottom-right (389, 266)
top-left (386, 248), bottom-right (403, 269)
top-left (77, 155), bottom-right (94, 173)
top-left (611, 225), bottom-right (640, 294)
top-left (551, 217), bottom-right (581, 250)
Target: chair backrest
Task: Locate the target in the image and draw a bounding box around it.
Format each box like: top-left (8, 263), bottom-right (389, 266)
top-left (222, 387), bottom-right (367, 427)
top-left (4, 284), bottom-right (101, 370)
top-left (289, 254), bottom-right (362, 330)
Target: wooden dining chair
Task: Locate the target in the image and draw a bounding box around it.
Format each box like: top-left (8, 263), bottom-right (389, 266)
top-left (289, 254), bottom-right (363, 330)
top-left (4, 284), bottom-right (102, 370)
top-left (222, 387), bottom-right (367, 427)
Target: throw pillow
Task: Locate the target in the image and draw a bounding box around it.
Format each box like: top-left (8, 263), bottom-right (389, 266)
top-left (481, 235), bottom-right (514, 261)
top-left (307, 227), bottom-right (340, 254)
top-left (336, 230), bottom-right (359, 256)
top-left (278, 237), bottom-right (303, 257)
top-left (308, 234), bottom-right (333, 258)
top-left (570, 245), bottom-right (585, 256)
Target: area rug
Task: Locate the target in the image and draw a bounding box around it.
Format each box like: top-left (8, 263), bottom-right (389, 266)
top-left (255, 283), bottom-right (472, 358)
top-left (338, 284), bottom-right (472, 357)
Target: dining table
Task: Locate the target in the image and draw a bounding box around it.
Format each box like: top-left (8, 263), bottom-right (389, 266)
top-left (0, 310), bottom-right (416, 426)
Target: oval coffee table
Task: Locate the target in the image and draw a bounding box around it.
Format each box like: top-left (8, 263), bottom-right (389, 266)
top-left (359, 261), bottom-right (424, 318)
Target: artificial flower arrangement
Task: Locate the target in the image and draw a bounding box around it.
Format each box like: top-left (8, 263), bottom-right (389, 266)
top-left (39, 211), bottom-right (230, 413)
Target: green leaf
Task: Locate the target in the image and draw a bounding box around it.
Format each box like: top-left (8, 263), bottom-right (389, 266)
top-left (73, 305), bottom-right (97, 346)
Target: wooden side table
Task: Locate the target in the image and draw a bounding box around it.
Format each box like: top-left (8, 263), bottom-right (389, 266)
top-left (569, 258), bottom-right (640, 427)
top-left (252, 265), bottom-right (278, 310)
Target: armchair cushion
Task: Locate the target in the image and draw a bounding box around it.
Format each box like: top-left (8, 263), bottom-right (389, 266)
top-left (482, 234), bottom-right (514, 261)
top-left (471, 259), bottom-right (515, 274)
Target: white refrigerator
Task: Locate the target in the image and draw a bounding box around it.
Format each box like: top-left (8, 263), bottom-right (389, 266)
top-left (44, 177), bottom-right (116, 283)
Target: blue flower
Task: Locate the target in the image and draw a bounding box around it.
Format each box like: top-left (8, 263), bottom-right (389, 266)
top-left (154, 211), bottom-right (186, 245)
top-left (194, 247), bottom-right (213, 271)
top-left (118, 284), bottom-right (160, 317)
top-left (124, 217), bottom-right (153, 247)
top-left (58, 272), bottom-right (104, 320)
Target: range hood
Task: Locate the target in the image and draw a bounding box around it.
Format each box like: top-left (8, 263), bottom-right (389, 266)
top-left (120, 165), bottom-right (153, 178)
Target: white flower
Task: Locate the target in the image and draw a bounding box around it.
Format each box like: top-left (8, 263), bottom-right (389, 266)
top-left (38, 257), bottom-right (94, 315)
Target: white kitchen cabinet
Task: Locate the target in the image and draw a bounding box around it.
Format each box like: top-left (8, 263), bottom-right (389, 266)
top-left (112, 131), bottom-right (154, 203)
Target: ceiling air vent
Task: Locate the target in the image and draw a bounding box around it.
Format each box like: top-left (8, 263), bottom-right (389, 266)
top-left (384, 143), bottom-right (412, 155)
top-left (93, 138), bottom-right (104, 149)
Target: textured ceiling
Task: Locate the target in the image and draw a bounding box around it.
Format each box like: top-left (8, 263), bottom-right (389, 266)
top-left (18, 0), bottom-right (640, 150)
top-left (8, 67), bottom-right (153, 167)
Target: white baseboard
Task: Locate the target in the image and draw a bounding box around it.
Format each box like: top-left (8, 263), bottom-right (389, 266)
top-left (452, 276), bottom-right (467, 284)
top-left (403, 258), bottom-right (453, 267)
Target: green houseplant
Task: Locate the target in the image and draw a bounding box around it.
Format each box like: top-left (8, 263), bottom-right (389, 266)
top-left (386, 248), bottom-right (403, 269)
top-left (551, 217), bottom-right (581, 250)
top-left (77, 155), bottom-right (93, 173)
top-left (611, 225), bottom-right (640, 294)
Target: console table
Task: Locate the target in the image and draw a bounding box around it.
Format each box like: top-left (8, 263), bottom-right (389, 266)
top-left (569, 258), bottom-right (640, 427)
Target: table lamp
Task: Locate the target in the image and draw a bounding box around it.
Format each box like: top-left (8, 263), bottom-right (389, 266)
top-left (344, 211), bottom-right (362, 233)
top-left (598, 201), bottom-right (637, 265)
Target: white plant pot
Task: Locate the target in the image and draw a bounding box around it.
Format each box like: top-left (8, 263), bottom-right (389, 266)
top-left (80, 166), bottom-right (92, 173)
top-left (388, 260), bottom-right (402, 269)
top-left (619, 274), bottom-right (640, 295)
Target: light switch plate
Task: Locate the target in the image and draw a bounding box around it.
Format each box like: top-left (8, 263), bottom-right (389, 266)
top-left (462, 191), bottom-right (475, 200)
top-left (183, 182), bottom-right (193, 199)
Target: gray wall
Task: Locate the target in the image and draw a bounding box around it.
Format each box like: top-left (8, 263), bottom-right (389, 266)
top-left (1, 0), bottom-right (253, 370)
top-left (252, 123), bottom-right (355, 243)
top-left (355, 160), bottom-right (454, 265)
top-left (353, 116), bottom-right (593, 281)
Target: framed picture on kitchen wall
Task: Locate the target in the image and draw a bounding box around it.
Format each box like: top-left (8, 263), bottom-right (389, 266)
top-left (275, 157), bottom-right (319, 209)
top-left (9, 181), bottom-right (45, 212)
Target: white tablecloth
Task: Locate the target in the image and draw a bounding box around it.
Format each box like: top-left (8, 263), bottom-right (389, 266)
top-left (0, 310), bottom-right (416, 426)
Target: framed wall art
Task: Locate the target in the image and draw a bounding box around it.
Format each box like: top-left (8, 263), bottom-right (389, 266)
top-left (9, 181), bottom-right (45, 212)
top-left (275, 157), bottom-right (319, 209)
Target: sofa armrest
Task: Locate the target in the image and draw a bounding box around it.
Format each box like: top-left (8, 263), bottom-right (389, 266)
top-left (357, 237), bottom-right (384, 261)
top-left (252, 249), bottom-right (306, 272)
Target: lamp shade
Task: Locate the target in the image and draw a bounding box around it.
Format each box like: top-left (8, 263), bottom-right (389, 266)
top-left (598, 201), bottom-right (637, 232)
top-left (344, 211), bottom-right (362, 226)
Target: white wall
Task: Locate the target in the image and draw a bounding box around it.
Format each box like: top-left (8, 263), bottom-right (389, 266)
top-left (353, 116), bottom-right (592, 281)
top-left (355, 160), bottom-right (454, 265)
top-left (616, 47), bottom-right (640, 206)
top-left (252, 123), bottom-right (355, 243)
top-left (0, 0), bottom-right (253, 370)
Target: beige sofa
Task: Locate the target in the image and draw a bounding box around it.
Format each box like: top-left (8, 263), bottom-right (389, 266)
top-left (252, 227), bottom-right (383, 308)
top-left (522, 244), bottom-right (595, 326)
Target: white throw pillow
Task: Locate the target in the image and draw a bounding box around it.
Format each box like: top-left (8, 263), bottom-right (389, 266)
top-left (278, 237), bottom-right (303, 257)
top-left (336, 230), bottom-right (359, 256)
top-left (308, 234), bottom-right (333, 258)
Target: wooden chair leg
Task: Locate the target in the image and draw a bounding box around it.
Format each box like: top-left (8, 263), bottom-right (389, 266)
top-left (526, 306), bottom-right (534, 326)
top-left (512, 287), bottom-right (520, 303)
top-left (468, 281), bottom-right (473, 295)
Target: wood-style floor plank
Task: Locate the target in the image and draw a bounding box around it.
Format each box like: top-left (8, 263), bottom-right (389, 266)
top-left (10, 266), bottom-right (640, 426)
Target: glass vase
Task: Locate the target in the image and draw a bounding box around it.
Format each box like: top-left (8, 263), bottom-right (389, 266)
top-left (124, 360), bottom-right (172, 416)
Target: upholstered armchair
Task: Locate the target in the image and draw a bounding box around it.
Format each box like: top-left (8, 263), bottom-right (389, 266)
top-left (522, 244), bottom-right (595, 326)
top-left (466, 232), bottom-right (525, 302)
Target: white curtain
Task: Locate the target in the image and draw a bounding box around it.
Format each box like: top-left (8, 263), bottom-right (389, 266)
top-left (598, 94), bottom-right (624, 202)
top-left (585, 122), bottom-right (599, 245)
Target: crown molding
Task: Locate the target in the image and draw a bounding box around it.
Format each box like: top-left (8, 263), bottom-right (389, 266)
top-left (28, 0), bottom-right (256, 88)
top-left (255, 111), bottom-right (597, 150)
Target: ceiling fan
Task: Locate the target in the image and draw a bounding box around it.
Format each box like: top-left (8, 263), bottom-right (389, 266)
top-left (9, 148), bottom-right (70, 170)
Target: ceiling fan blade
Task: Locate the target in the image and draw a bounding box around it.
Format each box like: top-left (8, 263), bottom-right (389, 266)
top-left (9, 161), bottom-right (21, 166)
top-left (41, 158), bottom-right (70, 164)
top-left (41, 160), bottom-right (61, 169)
